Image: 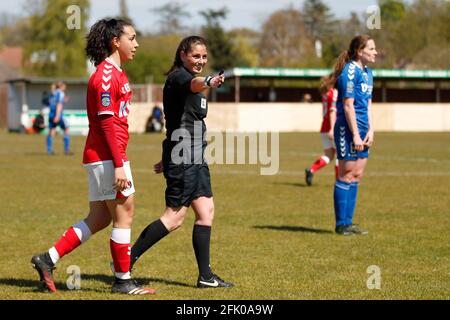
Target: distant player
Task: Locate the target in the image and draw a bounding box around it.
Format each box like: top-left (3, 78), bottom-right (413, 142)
top-left (331, 35), bottom-right (376, 236)
top-left (32, 110), bottom-right (46, 133)
top-left (305, 74), bottom-right (338, 186)
top-left (31, 18), bottom-right (155, 295)
top-left (46, 82), bottom-right (71, 155)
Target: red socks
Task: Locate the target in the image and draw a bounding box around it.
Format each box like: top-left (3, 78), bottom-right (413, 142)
top-left (110, 228), bottom-right (131, 279)
top-left (50, 220), bottom-right (92, 264)
top-left (54, 227), bottom-right (82, 258)
top-left (310, 155), bottom-right (330, 173)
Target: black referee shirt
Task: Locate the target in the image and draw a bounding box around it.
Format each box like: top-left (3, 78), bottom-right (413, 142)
top-left (163, 67), bottom-right (208, 161)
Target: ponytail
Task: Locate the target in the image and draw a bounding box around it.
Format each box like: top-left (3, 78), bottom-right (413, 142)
top-left (165, 35), bottom-right (208, 75)
top-left (330, 50), bottom-right (350, 87)
top-left (330, 35), bottom-right (372, 86)
top-left (86, 18), bottom-right (133, 66)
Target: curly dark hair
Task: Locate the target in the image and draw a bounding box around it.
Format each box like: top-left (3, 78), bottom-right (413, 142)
top-left (86, 18), bottom-right (134, 66)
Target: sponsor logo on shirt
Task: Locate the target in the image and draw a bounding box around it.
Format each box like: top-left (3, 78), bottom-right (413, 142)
top-left (361, 84), bottom-right (373, 94)
top-left (119, 100), bottom-right (130, 118)
top-left (201, 98), bottom-right (207, 109)
top-left (121, 83), bottom-right (131, 94)
top-left (362, 72), bottom-right (369, 82)
top-left (361, 83), bottom-right (369, 93)
top-left (347, 81), bottom-right (354, 94)
top-left (101, 92), bottom-right (111, 107)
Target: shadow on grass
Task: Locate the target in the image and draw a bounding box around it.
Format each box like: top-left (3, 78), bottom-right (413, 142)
top-left (273, 182), bottom-right (309, 188)
top-left (0, 273), bottom-right (193, 293)
top-left (82, 274), bottom-right (193, 288)
top-left (253, 225), bottom-right (333, 234)
top-left (0, 278), bottom-right (103, 293)
top-left (23, 152), bottom-right (78, 157)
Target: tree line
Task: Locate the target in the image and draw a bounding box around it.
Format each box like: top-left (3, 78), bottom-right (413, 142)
top-left (0, 0), bottom-right (448, 83)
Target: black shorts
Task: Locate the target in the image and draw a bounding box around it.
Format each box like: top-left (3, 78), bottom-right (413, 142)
top-left (163, 162), bottom-right (213, 208)
top-left (49, 116), bottom-right (68, 130)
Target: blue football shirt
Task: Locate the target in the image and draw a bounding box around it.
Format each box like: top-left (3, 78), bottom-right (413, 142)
top-left (49, 89), bottom-right (65, 118)
top-left (336, 61), bottom-right (373, 131)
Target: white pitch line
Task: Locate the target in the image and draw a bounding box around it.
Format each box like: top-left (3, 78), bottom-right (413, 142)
top-left (283, 151), bottom-right (450, 164)
top-left (206, 169), bottom-right (450, 177)
top-left (1, 164), bottom-right (449, 177)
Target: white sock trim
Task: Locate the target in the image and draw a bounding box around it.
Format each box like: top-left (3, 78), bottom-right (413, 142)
top-left (73, 220), bottom-right (92, 243)
top-left (48, 247), bottom-right (60, 265)
top-left (111, 228), bottom-right (131, 244)
top-left (115, 271), bottom-right (131, 280)
top-left (321, 155), bottom-right (330, 164)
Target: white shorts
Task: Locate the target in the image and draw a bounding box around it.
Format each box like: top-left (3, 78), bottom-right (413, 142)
top-left (84, 160), bottom-right (135, 202)
top-left (320, 132), bottom-right (336, 150)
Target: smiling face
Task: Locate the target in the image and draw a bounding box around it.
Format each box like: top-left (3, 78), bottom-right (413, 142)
top-left (180, 44), bottom-right (208, 75)
top-left (358, 39), bottom-right (377, 65)
top-left (114, 25), bottom-right (139, 63)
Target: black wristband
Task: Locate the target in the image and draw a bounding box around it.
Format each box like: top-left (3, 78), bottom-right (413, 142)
top-left (204, 76), bottom-right (213, 87)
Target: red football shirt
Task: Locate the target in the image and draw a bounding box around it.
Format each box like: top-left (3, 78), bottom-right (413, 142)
top-left (83, 58), bottom-right (132, 164)
top-left (320, 88), bottom-right (337, 133)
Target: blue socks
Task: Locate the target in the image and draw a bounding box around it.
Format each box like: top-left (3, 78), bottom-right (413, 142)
top-left (333, 180), bottom-right (360, 227)
top-left (64, 134), bottom-right (70, 154)
top-left (346, 182), bottom-right (359, 225)
top-left (334, 180), bottom-right (350, 227)
top-left (47, 134), bottom-right (70, 154)
top-left (46, 135), bottom-right (53, 154)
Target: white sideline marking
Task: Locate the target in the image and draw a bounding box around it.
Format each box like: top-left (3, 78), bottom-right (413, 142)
top-left (1, 164), bottom-right (449, 177)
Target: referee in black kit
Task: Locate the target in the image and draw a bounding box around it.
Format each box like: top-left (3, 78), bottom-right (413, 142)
top-left (129, 35), bottom-right (233, 289)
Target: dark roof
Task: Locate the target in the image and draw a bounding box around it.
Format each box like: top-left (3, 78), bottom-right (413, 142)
top-left (5, 77), bottom-right (88, 85)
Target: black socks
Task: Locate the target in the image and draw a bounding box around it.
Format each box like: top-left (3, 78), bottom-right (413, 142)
top-left (192, 224), bottom-right (213, 279)
top-left (130, 220), bottom-right (214, 280)
top-left (130, 219), bottom-right (169, 269)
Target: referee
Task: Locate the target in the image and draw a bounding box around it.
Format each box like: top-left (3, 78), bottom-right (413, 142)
top-left (130, 36), bottom-right (233, 288)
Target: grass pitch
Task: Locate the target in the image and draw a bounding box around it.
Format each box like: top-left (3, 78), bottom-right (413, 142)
top-left (0, 131), bottom-right (449, 300)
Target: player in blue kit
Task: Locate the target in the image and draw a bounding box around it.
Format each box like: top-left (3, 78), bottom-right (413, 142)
top-left (330, 35), bottom-right (377, 235)
top-left (46, 82), bottom-right (71, 155)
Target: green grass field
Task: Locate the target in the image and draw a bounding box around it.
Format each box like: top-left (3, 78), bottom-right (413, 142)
top-left (0, 131), bottom-right (449, 300)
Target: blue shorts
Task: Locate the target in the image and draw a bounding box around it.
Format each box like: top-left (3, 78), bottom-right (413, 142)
top-left (48, 115), bottom-right (68, 130)
top-left (334, 121), bottom-right (369, 160)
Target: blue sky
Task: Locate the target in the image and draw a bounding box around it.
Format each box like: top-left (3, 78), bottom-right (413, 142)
top-left (0, 0), bottom-right (408, 32)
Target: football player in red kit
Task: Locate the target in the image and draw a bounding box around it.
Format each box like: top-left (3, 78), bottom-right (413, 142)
top-left (31, 18), bottom-right (155, 295)
top-left (305, 75), bottom-right (339, 186)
